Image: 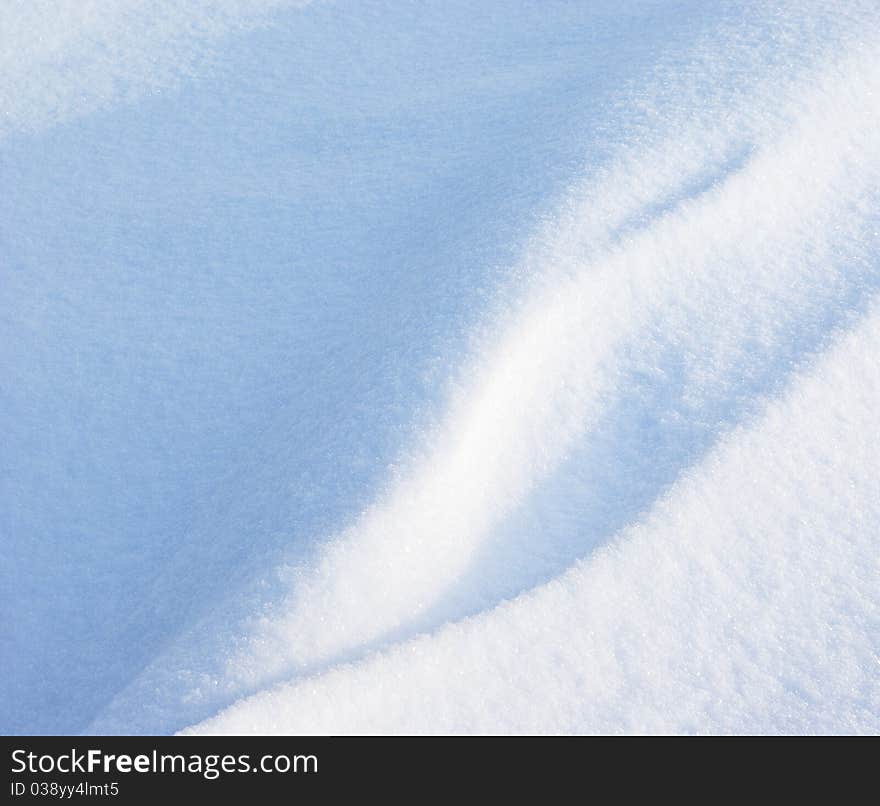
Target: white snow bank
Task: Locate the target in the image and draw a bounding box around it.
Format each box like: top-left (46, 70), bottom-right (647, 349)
top-left (179, 8), bottom-right (880, 724)
top-left (190, 295), bottom-right (880, 734)
top-left (92, 1), bottom-right (880, 735)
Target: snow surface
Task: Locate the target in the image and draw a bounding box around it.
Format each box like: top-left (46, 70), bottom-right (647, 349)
top-left (2, 1), bottom-right (879, 735)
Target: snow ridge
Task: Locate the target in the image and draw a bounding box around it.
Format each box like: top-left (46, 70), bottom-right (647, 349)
top-left (182, 17), bottom-right (880, 726)
top-left (193, 295), bottom-right (880, 734)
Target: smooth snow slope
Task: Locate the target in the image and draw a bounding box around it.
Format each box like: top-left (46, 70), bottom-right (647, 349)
top-left (2, 1), bottom-right (879, 735)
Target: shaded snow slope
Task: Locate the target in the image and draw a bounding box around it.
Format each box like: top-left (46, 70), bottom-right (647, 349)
top-left (4, 0), bottom-right (720, 735)
top-left (2, 1), bottom-right (879, 735)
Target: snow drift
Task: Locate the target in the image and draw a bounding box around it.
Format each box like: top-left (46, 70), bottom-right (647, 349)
top-left (2, 0), bottom-right (878, 735)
